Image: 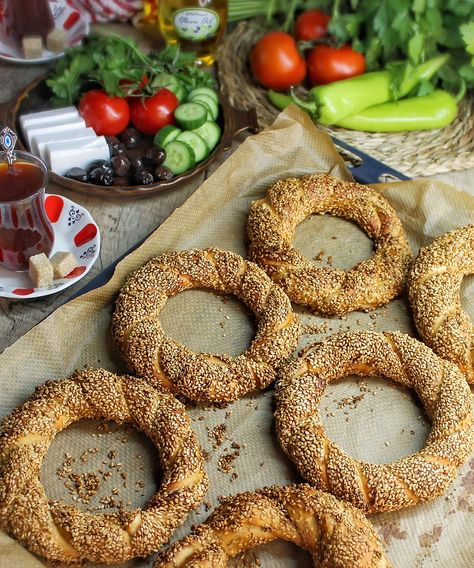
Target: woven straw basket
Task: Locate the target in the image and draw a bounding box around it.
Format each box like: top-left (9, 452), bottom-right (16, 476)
top-left (218, 22), bottom-right (474, 178)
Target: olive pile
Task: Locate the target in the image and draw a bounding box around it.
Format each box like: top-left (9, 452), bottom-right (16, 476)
top-left (64, 128), bottom-right (173, 187)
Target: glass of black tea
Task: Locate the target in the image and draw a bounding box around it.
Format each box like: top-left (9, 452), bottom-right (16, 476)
top-left (0, 151), bottom-right (54, 271)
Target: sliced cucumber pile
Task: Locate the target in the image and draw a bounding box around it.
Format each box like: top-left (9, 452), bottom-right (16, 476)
top-left (155, 86), bottom-right (222, 176)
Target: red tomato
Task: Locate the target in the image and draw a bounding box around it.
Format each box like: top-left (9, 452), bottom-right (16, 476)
top-left (295, 10), bottom-right (330, 41)
top-left (78, 89), bottom-right (130, 136)
top-left (250, 32), bottom-right (306, 91)
top-left (307, 44), bottom-right (366, 85)
top-left (130, 88), bottom-right (179, 135)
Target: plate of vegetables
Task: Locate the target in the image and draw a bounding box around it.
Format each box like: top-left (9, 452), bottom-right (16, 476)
top-left (3, 34), bottom-right (257, 198)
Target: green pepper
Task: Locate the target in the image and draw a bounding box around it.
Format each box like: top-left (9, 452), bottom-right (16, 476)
top-left (336, 90), bottom-right (457, 132)
top-left (267, 89), bottom-right (292, 110)
top-left (290, 54), bottom-right (449, 125)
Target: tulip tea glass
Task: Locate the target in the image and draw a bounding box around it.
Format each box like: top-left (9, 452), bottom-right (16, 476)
top-left (0, 151), bottom-right (54, 272)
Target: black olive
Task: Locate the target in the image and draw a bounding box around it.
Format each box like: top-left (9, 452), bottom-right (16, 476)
top-left (154, 165), bottom-right (174, 181)
top-left (113, 176), bottom-right (131, 187)
top-left (111, 155), bottom-right (131, 177)
top-left (144, 146), bottom-right (166, 167)
top-left (129, 156), bottom-right (144, 173)
top-left (87, 159), bottom-right (113, 175)
top-left (120, 127), bottom-right (141, 149)
top-left (88, 167), bottom-right (114, 186)
top-left (134, 167), bottom-right (154, 185)
top-left (65, 167), bottom-right (88, 183)
top-left (109, 141), bottom-right (127, 156)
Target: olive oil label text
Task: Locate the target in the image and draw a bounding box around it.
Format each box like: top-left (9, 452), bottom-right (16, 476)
top-left (173, 9), bottom-right (220, 41)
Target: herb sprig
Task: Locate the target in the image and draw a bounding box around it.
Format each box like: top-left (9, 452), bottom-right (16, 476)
top-left (47, 34), bottom-right (216, 106)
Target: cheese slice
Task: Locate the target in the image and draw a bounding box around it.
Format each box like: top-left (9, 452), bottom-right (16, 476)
top-left (35, 127), bottom-right (97, 160)
top-left (45, 137), bottom-right (110, 176)
top-left (20, 107), bottom-right (80, 135)
top-left (27, 118), bottom-right (87, 153)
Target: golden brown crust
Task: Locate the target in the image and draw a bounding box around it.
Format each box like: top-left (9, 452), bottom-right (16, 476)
top-left (154, 484), bottom-right (392, 568)
top-left (112, 248), bottom-right (300, 403)
top-left (408, 224), bottom-right (474, 383)
top-left (247, 173), bottom-right (412, 315)
top-left (275, 331), bottom-right (473, 514)
top-left (0, 369), bottom-right (208, 565)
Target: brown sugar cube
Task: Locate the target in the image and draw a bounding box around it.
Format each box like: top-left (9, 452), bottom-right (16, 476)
top-left (50, 251), bottom-right (78, 278)
top-left (46, 28), bottom-right (67, 53)
top-left (28, 253), bottom-right (53, 287)
top-left (22, 36), bottom-right (44, 59)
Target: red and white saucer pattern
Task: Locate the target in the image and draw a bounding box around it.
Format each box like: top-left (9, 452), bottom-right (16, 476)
top-left (0, 0), bottom-right (89, 64)
top-left (0, 194), bottom-right (100, 299)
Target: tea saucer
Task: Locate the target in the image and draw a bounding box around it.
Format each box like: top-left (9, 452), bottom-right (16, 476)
top-left (0, 194), bottom-right (100, 299)
top-left (0, 0), bottom-right (89, 65)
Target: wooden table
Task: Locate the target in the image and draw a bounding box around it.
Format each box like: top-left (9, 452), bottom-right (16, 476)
top-left (0, 53), bottom-right (472, 354)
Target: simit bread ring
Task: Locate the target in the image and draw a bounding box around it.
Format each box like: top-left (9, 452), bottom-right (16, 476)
top-left (275, 331), bottom-right (473, 513)
top-left (154, 484), bottom-right (392, 568)
top-left (112, 248), bottom-right (300, 403)
top-left (247, 173), bottom-right (412, 315)
top-left (408, 224), bottom-right (474, 383)
top-left (0, 368), bottom-right (208, 565)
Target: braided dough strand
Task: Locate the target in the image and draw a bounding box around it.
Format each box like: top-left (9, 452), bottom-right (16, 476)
top-left (247, 174), bottom-right (412, 315)
top-left (275, 331), bottom-right (473, 514)
top-left (408, 224), bottom-right (474, 383)
top-left (112, 248), bottom-right (300, 403)
top-left (154, 485), bottom-right (392, 567)
top-left (0, 369), bottom-right (208, 564)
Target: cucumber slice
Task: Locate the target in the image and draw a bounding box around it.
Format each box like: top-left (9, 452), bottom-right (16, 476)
top-left (176, 131), bottom-right (209, 163)
top-left (163, 140), bottom-right (196, 174)
top-left (174, 102), bottom-right (208, 130)
top-left (164, 83), bottom-right (187, 103)
top-left (193, 121), bottom-right (221, 151)
top-left (188, 94), bottom-right (219, 120)
top-left (154, 125), bottom-right (181, 147)
top-left (187, 87), bottom-right (219, 103)
top-left (151, 73), bottom-right (179, 89)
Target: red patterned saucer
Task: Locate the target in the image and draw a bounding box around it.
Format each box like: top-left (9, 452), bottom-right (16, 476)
top-left (0, 194), bottom-right (100, 299)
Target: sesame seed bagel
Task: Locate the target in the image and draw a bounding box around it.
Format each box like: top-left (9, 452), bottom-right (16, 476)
top-left (247, 173), bottom-right (412, 315)
top-left (408, 224), bottom-right (474, 384)
top-left (112, 248), bottom-right (300, 403)
top-left (0, 369), bottom-right (208, 565)
top-left (275, 331), bottom-right (473, 514)
top-left (154, 484), bottom-right (392, 568)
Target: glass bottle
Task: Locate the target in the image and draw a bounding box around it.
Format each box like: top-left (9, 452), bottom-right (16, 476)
top-left (158, 0), bottom-right (228, 66)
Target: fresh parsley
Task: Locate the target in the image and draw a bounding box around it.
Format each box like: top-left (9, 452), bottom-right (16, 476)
top-left (47, 34), bottom-right (216, 106)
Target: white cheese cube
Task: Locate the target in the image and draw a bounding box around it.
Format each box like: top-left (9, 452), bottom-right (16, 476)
top-left (35, 127), bottom-right (97, 160)
top-left (45, 137), bottom-right (110, 176)
top-left (20, 107), bottom-right (80, 134)
top-left (50, 251), bottom-right (78, 278)
top-left (27, 118), bottom-right (87, 153)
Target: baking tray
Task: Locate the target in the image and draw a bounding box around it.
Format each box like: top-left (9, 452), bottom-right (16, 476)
top-left (70, 137), bottom-right (410, 299)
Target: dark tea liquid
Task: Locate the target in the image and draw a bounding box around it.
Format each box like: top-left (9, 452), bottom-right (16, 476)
top-left (0, 162), bottom-right (45, 201)
top-left (0, 160), bottom-right (54, 271)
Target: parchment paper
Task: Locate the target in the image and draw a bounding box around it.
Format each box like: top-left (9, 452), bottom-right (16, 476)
top-left (0, 106), bottom-right (473, 568)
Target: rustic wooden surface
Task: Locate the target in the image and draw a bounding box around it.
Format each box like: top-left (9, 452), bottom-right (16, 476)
top-left (0, 46), bottom-right (473, 353)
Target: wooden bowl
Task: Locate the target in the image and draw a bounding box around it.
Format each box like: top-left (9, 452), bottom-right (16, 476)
top-left (1, 75), bottom-right (258, 199)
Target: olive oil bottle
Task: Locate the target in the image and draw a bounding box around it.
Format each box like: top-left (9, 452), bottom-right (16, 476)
top-left (158, 0), bottom-right (228, 66)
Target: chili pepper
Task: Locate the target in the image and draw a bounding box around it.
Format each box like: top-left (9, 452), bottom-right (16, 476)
top-left (289, 54), bottom-right (449, 125)
top-left (336, 90), bottom-right (457, 132)
top-left (267, 89), bottom-right (292, 110)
